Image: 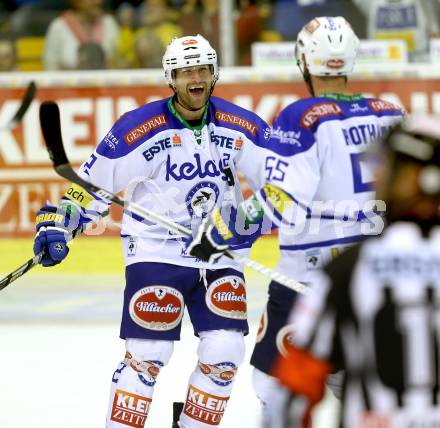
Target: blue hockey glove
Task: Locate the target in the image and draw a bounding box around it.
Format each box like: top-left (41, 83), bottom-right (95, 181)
top-left (33, 204), bottom-right (79, 267)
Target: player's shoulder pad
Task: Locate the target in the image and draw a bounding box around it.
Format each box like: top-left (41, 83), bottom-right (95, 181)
top-left (362, 97), bottom-right (405, 117)
top-left (209, 96), bottom-right (271, 144)
top-left (298, 96), bottom-right (353, 130)
top-left (267, 98), bottom-right (321, 156)
top-left (96, 97), bottom-right (182, 159)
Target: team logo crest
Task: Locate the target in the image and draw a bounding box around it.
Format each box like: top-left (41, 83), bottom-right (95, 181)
top-left (127, 236), bottom-right (138, 257)
top-left (124, 351), bottom-right (164, 387)
top-left (234, 137), bottom-right (243, 150)
top-left (198, 361), bottom-right (238, 386)
top-left (129, 286), bottom-right (184, 331)
top-left (138, 361), bottom-right (163, 387)
top-left (172, 134), bottom-right (181, 146)
top-left (305, 249), bottom-right (322, 270)
top-left (326, 59), bottom-right (345, 69)
top-left (186, 181), bottom-right (220, 218)
top-left (276, 324), bottom-right (296, 357)
top-left (206, 276), bottom-right (247, 319)
top-left (54, 243), bottom-right (64, 253)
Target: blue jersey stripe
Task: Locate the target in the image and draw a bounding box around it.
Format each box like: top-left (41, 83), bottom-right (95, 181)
top-left (280, 234), bottom-right (371, 251)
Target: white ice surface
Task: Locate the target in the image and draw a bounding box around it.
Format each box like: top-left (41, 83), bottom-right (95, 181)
top-left (0, 274), bottom-right (338, 428)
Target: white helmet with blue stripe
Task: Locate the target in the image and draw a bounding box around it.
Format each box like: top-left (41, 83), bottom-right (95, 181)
top-left (295, 16), bottom-right (359, 76)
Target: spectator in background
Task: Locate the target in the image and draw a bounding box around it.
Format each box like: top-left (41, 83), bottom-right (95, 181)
top-left (43, 0), bottom-right (119, 70)
top-left (353, 0), bottom-right (440, 61)
top-left (179, 0), bottom-right (220, 55)
top-left (1, 0), bottom-right (19, 11)
top-left (131, 31), bottom-right (163, 68)
top-left (115, 2), bottom-right (136, 67)
top-left (137, 0), bottom-right (182, 49)
top-left (14, 0), bottom-right (43, 5)
top-left (77, 41), bottom-right (106, 69)
top-left (115, 0), bottom-right (181, 68)
top-left (236, 0), bottom-right (262, 65)
top-left (270, 0), bottom-right (365, 41)
top-left (132, 29), bottom-right (163, 67)
top-left (0, 36), bottom-right (17, 70)
top-left (10, 0), bottom-right (69, 37)
top-left (110, 0), bottom-right (143, 7)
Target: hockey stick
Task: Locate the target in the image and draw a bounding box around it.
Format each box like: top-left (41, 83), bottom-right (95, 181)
top-left (39, 101), bottom-right (307, 294)
top-left (0, 209), bottom-right (109, 291)
top-left (0, 253), bottom-right (43, 291)
top-left (0, 81), bottom-right (37, 130)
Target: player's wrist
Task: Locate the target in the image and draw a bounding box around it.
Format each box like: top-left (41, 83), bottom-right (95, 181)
top-left (210, 203), bottom-right (262, 247)
top-left (238, 194), bottom-right (265, 229)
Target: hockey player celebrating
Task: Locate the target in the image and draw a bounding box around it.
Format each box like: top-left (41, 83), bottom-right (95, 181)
top-left (186, 16), bottom-right (404, 425)
top-left (273, 114), bottom-right (440, 427)
top-left (33, 35), bottom-right (272, 428)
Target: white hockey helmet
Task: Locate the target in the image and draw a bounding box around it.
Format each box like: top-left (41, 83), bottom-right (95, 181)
top-left (295, 16), bottom-right (359, 76)
top-left (162, 35), bottom-right (219, 85)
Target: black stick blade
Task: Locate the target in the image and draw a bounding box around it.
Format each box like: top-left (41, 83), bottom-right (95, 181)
top-left (9, 81), bottom-right (37, 127)
top-left (39, 100), bottom-right (69, 167)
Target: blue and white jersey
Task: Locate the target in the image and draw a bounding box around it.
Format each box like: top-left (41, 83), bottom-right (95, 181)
top-left (63, 96), bottom-right (271, 269)
top-left (257, 93), bottom-right (404, 282)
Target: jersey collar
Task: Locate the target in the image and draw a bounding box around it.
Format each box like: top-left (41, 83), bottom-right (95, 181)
top-left (167, 97), bottom-right (209, 131)
top-left (319, 93), bottom-right (364, 102)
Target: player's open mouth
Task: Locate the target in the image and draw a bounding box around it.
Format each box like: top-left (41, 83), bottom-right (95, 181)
top-left (188, 85), bottom-right (205, 96)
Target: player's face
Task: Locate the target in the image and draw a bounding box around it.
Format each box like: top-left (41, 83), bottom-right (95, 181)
top-left (173, 65), bottom-right (214, 110)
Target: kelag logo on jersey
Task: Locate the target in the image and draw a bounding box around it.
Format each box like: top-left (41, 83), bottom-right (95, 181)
top-left (142, 135), bottom-right (181, 162)
top-left (186, 182), bottom-right (220, 218)
top-left (166, 153), bottom-right (228, 181)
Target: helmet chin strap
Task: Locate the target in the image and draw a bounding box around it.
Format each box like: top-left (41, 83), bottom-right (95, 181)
top-left (298, 60), bottom-right (315, 96)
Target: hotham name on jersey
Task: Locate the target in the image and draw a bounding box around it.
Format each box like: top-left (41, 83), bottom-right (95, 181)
top-left (343, 124), bottom-right (394, 146)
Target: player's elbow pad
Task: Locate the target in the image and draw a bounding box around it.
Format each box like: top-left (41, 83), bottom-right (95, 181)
top-left (256, 183), bottom-right (303, 229)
